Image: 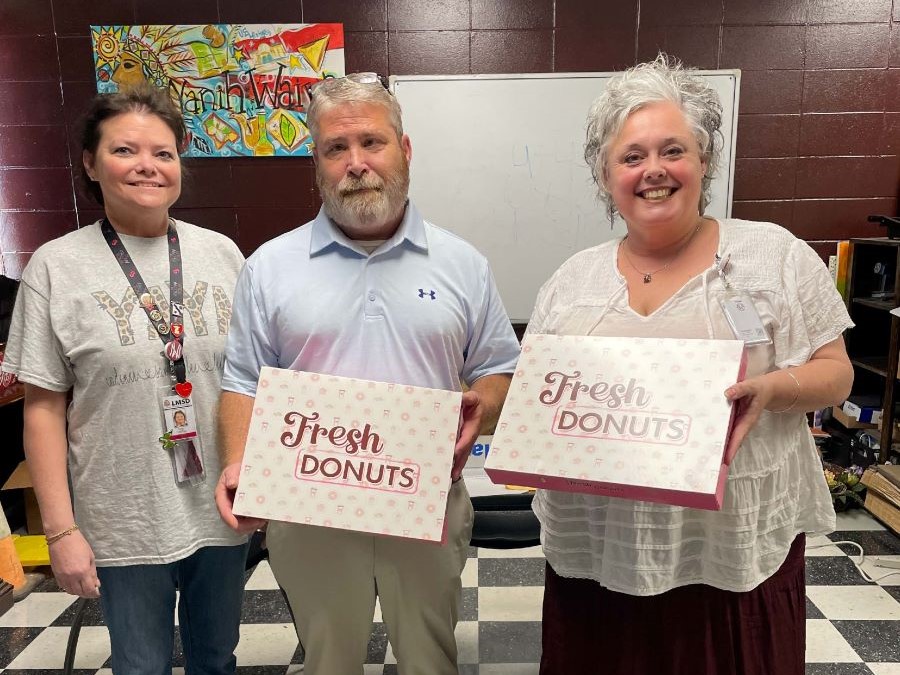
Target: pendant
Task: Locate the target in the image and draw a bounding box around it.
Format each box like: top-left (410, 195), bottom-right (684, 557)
top-left (174, 381), bottom-right (193, 398)
top-left (643, 274), bottom-right (652, 283)
top-left (158, 431), bottom-right (176, 450)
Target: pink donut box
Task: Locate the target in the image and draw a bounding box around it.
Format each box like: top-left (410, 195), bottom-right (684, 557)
top-left (234, 367), bottom-right (461, 542)
top-left (485, 335), bottom-right (747, 510)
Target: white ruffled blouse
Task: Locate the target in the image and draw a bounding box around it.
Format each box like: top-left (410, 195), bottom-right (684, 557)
top-left (527, 219), bottom-right (853, 595)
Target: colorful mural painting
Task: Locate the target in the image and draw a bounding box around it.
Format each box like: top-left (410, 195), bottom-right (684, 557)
top-left (90, 24), bottom-right (345, 157)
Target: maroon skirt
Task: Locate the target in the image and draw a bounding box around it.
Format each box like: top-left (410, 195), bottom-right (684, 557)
top-left (540, 534), bottom-right (806, 675)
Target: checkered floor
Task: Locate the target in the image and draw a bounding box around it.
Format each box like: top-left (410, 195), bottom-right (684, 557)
top-left (1, 509), bottom-right (898, 675)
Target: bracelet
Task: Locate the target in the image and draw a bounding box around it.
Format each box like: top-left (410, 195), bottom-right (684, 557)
top-left (770, 369), bottom-right (801, 414)
top-left (46, 524), bottom-right (79, 545)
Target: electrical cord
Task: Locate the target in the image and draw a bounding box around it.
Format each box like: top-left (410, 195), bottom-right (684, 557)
top-left (807, 539), bottom-right (900, 583)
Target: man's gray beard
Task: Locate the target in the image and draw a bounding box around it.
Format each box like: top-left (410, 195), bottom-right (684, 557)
top-left (318, 164), bottom-right (410, 234)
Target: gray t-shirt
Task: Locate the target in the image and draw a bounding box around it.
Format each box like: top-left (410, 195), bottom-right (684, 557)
top-left (3, 220), bottom-right (246, 565)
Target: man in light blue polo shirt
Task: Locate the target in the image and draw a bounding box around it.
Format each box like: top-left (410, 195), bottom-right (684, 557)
top-left (214, 74), bottom-right (520, 675)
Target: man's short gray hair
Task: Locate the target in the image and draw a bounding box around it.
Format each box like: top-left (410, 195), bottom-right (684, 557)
top-left (306, 77), bottom-right (404, 142)
top-left (584, 53), bottom-right (723, 218)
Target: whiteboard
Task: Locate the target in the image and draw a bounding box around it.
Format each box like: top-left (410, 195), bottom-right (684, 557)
top-left (392, 71), bottom-right (740, 322)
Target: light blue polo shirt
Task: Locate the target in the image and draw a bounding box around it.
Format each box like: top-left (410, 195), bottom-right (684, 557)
top-left (222, 203), bottom-right (520, 395)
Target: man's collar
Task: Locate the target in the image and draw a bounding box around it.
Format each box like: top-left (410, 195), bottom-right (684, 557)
top-left (309, 201), bottom-right (428, 257)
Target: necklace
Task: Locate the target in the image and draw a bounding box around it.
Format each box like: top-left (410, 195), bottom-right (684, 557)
top-left (620, 222), bottom-right (703, 283)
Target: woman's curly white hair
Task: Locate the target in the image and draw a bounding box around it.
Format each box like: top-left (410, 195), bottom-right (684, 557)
top-left (584, 53), bottom-right (724, 224)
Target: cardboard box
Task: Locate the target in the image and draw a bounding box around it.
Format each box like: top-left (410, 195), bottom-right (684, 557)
top-left (863, 490), bottom-right (900, 536)
top-left (862, 466), bottom-right (900, 536)
top-left (862, 466), bottom-right (900, 507)
top-left (832, 405), bottom-right (877, 430)
top-left (485, 335), bottom-right (746, 510)
top-left (1, 461), bottom-right (42, 534)
top-left (843, 400), bottom-right (879, 424)
top-left (234, 367), bottom-right (460, 542)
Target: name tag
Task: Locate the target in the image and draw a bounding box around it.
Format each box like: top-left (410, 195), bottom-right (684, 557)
top-left (720, 293), bottom-right (771, 345)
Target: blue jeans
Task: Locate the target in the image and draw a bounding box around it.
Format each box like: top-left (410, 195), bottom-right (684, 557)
top-left (97, 544), bottom-right (248, 675)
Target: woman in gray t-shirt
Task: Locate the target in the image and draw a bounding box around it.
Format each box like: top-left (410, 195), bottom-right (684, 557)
top-left (3, 83), bottom-right (247, 675)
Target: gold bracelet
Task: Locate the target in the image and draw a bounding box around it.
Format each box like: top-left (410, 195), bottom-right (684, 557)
top-left (46, 524), bottom-right (79, 545)
top-left (770, 369), bottom-right (801, 414)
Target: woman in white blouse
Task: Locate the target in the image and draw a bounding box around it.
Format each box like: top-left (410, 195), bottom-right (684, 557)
top-left (530, 55), bottom-right (854, 675)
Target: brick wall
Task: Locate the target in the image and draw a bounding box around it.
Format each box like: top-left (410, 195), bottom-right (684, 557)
top-left (0, 0), bottom-right (897, 274)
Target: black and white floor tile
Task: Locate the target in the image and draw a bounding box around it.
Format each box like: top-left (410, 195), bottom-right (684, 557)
top-left (1, 509), bottom-right (898, 675)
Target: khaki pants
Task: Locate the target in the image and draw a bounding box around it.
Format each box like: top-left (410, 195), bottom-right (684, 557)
top-left (267, 478), bottom-right (474, 675)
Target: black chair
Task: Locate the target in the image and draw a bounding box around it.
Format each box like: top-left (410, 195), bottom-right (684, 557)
top-left (62, 597), bottom-right (89, 675)
top-left (470, 493), bottom-right (541, 549)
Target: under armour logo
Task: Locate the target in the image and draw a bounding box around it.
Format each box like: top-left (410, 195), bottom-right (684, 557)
top-left (418, 288), bottom-right (436, 300)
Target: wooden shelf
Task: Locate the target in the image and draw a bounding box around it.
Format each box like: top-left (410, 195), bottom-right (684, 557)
top-left (846, 238), bottom-right (900, 463)
top-left (852, 297), bottom-right (896, 311)
top-left (850, 237), bottom-right (900, 247)
top-left (850, 356), bottom-right (892, 378)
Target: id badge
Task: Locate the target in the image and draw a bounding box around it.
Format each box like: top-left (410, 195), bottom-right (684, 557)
top-left (720, 292), bottom-right (772, 346)
top-left (159, 390), bottom-right (206, 486)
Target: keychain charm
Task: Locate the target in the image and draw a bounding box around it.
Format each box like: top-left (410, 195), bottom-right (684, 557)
top-left (159, 431), bottom-right (176, 450)
top-left (165, 339), bottom-right (183, 361)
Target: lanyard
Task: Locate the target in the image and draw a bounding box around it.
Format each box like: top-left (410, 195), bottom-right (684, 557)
top-left (100, 218), bottom-right (190, 393)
